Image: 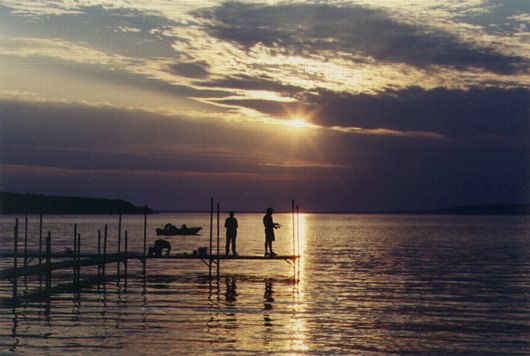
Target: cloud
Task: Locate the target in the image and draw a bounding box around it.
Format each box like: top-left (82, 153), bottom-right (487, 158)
top-left (0, 4), bottom-right (179, 58)
top-left (213, 86), bottom-right (530, 139)
top-left (168, 61), bottom-right (210, 79)
top-left (1, 97), bottom-right (528, 211)
top-left (457, 0), bottom-right (530, 35)
top-left (197, 2), bottom-right (529, 74)
top-left (0, 98), bottom-right (336, 173)
top-left (195, 74), bottom-right (305, 95)
top-left (1, 1), bottom-right (528, 211)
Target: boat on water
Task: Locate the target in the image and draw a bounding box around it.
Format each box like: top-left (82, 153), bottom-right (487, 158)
top-left (156, 223), bottom-right (203, 236)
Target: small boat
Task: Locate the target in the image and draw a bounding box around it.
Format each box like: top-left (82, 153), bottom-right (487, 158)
top-left (156, 223), bottom-right (202, 236)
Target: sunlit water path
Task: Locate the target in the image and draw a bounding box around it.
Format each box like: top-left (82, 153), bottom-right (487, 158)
top-left (1, 214), bottom-right (529, 354)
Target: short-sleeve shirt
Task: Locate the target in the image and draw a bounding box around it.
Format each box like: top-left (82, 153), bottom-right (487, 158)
top-left (225, 217), bottom-right (238, 237)
top-left (263, 214), bottom-right (275, 241)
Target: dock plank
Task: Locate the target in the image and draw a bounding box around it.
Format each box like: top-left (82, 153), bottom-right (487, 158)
top-left (0, 252), bottom-right (299, 280)
top-left (0, 254), bottom-right (126, 279)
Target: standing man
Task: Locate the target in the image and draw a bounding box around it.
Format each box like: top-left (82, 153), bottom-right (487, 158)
top-left (263, 207), bottom-right (280, 256)
top-left (225, 211), bottom-right (238, 256)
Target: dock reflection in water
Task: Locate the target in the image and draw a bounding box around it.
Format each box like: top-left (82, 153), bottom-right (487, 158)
top-left (1, 213), bottom-right (530, 354)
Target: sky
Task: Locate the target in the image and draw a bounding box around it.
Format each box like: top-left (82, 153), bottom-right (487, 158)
top-left (0, 0), bottom-right (529, 212)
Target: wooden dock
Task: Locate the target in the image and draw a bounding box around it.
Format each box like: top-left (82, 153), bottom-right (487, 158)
top-left (0, 198), bottom-right (302, 301)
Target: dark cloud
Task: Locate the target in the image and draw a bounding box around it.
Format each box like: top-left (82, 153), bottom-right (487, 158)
top-left (169, 61), bottom-right (211, 79)
top-left (1, 99), bottom-right (528, 211)
top-left (197, 2), bottom-right (529, 74)
top-left (0, 4), bottom-right (179, 58)
top-left (0, 99), bottom-right (327, 174)
top-left (215, 86), bottom-right (530, 139)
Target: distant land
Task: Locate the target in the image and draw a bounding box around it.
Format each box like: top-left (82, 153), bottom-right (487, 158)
top-left (0, 192), bottom-right (153, 215)
top-left (0, 192), bottom-right (528, 215)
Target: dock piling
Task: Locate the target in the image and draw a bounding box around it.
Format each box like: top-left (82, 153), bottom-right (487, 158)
top-left (24, 214), bottom-right (28, 268)
top-left (118, 214), bottom-right (122, 254)
top-left (103, 225), bottom-right (108, 280)
top-left (39, 214), bottom-right (43, 264)
top-left (76, 233), bottom-right (81, 284)
top-left (143, 205), bottom-right (147, 275)
top-left (97, 230), bottom-right (101, 280)
top-left (209, 198), bottom-right (213, 279)
top-left (124, 230), bottom-right (128, 277)
top-left (118, 214), bottom-right (122, 276)
top-left (216, 203), bottom-right (220, 278)
top-left (143, 205), bottom-right (147, 256)
top-left (292, 200), bottom-right (295, 257)
top-left (296, 205), bottom-right (300, 282)
top-left (39, 214), bottom-right (43, 289)
top-left (13, 218), bottom-right (19, 300)
top-left (45, 232), bottom-right (51, 292)
top-left (73, 224), bottom-right (77, 281)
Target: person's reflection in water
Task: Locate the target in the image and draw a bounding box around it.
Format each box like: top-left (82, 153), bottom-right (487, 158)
top-left (223, 277), bottom-right (238, 330)
top-left (263, 279), bottom-right (274, 327)
top-left (225, 277), bottom-right (237, 303)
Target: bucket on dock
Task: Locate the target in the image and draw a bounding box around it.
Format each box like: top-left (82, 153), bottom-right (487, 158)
top-left (198, 247), bottom-right (208, 255)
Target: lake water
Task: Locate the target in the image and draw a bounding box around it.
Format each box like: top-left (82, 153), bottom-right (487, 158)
top-left (1, 213), bottom-right (530, 354)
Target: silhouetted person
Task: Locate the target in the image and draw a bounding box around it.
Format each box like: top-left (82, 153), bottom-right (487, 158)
top-left (225, 211), bottom-right (238, 255)
top-left (148, 239), bottom-right (171, 256)
top-left (263, 207), bottom-right (280, 256)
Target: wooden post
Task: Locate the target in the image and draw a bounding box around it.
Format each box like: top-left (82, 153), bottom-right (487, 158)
top-left (38, 214), bottom-right (43, 289)
top-left (103, 225), bottom-right (108, 279)
top-left (13, 219), bottom-right (19, 300)
top-left (23, 214), bottom-right (28, 288)
top-left (118, 214), bottom-right (122, 253)
top-left (143, 205), bottom-right (147, 275)
top-left (39, 214), bottom-right (43, 264)
top-left (124, 230), bottom-right (128, 277)
top-left (143, 205), bottom-right (147, 256)
top-left (296, 205), bottom-right (300, 256)
top-left (46, 232), bottom-right (51, 292)
top-left (97, 230), bottom-right (101, 280)
top-left (24, 214), bottom-right (28, 268)
top-left (209, 198), bottom-right (213, 279)
top-left (73, 224), bottom-right (77, 280)
top-left (216, 203), bottom-right (220, 278)
top-left (125, 230), bottom-right (128, 255)
top-left (296, 205), bottom-right (300, 282)
top-left (117, 214), bottom-right (122, 276)
top-left (292, 200), bottom-right (296, 280)
top-left (292, 199), bottom-right (295, 256)
top-left (77, 233), bottom-right (81, 284)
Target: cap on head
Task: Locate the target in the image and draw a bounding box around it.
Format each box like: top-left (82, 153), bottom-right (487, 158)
top-left (266, 207), bottom-right (273, 214)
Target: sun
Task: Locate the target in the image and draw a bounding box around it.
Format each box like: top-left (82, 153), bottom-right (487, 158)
top-left (287, 118), bottom-right (311, 129)
top-left (281, 117), bottom-right (319, 130)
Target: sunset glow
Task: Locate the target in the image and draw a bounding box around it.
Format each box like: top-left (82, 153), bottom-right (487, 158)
top-left (0, 0), bottom-right (528, 211)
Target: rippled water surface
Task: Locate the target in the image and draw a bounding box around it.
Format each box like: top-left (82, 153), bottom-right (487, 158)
top-left (1, 213), bottom-right (530, 354)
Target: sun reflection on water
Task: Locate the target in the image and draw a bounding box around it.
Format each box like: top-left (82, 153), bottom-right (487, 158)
top-left (289, 212), bottom-right (308, 352)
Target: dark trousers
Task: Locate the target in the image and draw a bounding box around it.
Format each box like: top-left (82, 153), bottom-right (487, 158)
top-left (226, 234), bottom-right (237, 254)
